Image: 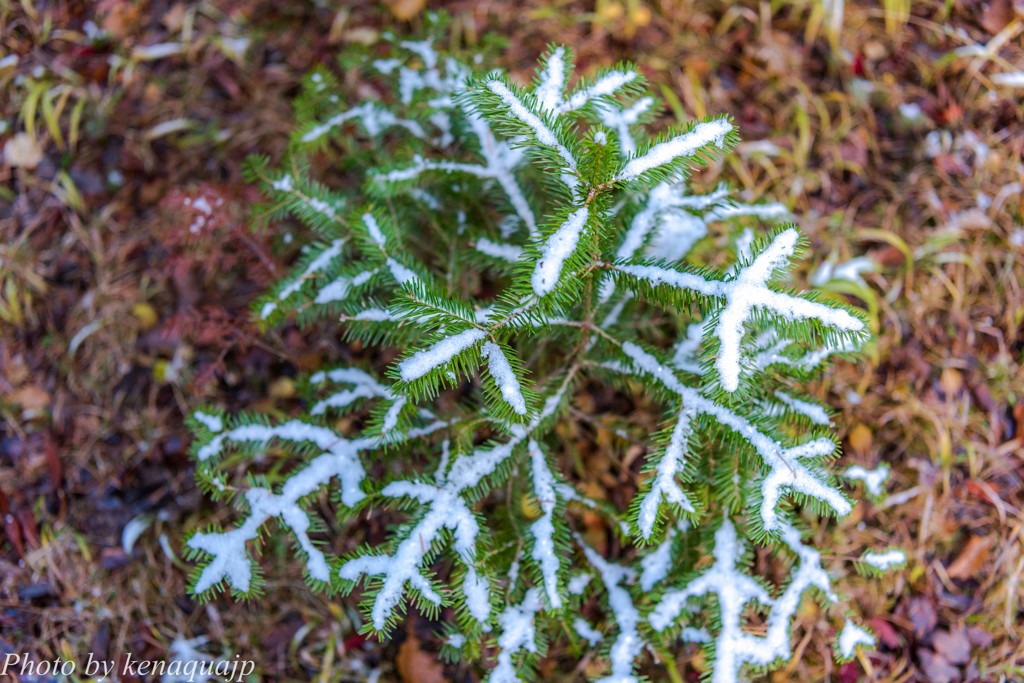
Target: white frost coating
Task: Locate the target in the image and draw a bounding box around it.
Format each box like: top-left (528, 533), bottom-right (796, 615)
top-left (447, 633), bottom-right (466, 649)
top-left (477, 238), bottom-right (523, 262)
top-left (528, 440), bottom-right (561, 609)
top-left (861, 549), bottom-right (906, 571)
top-left (314, 269), bottom-right (377, 305)
top-left (681, 627), bottom-right (711, 643)
top-left (993, 72), bottom-right (1024, 87)
top-left (339, 380), bottom-right (571, 632)
top-left (301, 103), bottom-right (426, 143)
top-left (578, 539), bottom-right (642, 683)
top-left (615, 118), bottom-right (732, 182)
top-left (671, 322), bottom-right (704, 375)
top-left (489, 589), bottom-right (542, 683)
top-left (598, 97), bottom-right (653, 157)
top-left (636, 404), bottom-right (697, 540)
top-left (574, 618), bottom-right (604, 646)
top-left (193, 411), bottom-right (223, 433)
top-left (353, 308), bottom-right (393, 321)
top-left (484, 79), bottom-right (579, 184)
top-left (567, 572), bottom-right (592, 595)
top-left (651, 520), bottom-right (838, 683)
top-left (705, 202), bottom-right (790, 223)
top-left (810, 256), bottom-right (875, 288)
top-left (713, 228), bottom-right (861, 392)
top-left (617, 263), bottom-right (724, 297)
top-left (380, 394), bottom-right (407, 435)
top-left (618, 342), bottom-right (851, 530)
top-left (400, 39), bottom-right (438, 68)
top-left (271, 174), bottom-right (293, 191)
top-left (773, 391), bottom-right (830, 426)
top-left (398, 328), bottom-right (486, 382)
top-left (362, 212), bottom-right (386, 247)
top-left (620, 228), bottom-right (865, 392)
top-left (535, 47), bottom-right (567, 112)
top-left (463, 566), bottom-right (492, 625)
top-left (189, 422), bottom-right (371, 592)
top-left (838, 622), bottom-right (874, 659)
top-left (373, 108), bottom-right (538, 236)
top-left (309, 366), bottom-right (393, 417)
top-left (639, 525), bottom-right (681, 591)
top-left (532, 206), bottom-right (589, 296)
top-left (122, 514), bottom-right (153, 555)
top-left (482, 343), bottom-right (528, 415)
top-left (261, 239), bottom-right (344, 320)
top-left (615, 183), bottom-right (692, 261)
top-left (387, 258), bottom-right (418, 285)
top-left (373, 58), bottom-right (401, 74)
top-left (645, 210), bottom-right (707, 262)
top-left (339, 482), bottom-right (478, 629)
top-left (845, 464), bottom-right (889, 498)
top-left (557, 70), bottom-right (638, 114)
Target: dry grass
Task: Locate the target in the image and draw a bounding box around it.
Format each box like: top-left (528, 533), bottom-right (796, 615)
top-left (1, 0), bottom-right (1022, 680)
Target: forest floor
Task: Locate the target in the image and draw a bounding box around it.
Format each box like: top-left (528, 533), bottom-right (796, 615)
top-left (1, 0), bottom-right (1023, 681)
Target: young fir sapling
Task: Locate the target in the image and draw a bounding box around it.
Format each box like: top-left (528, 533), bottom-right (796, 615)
top-left (185, 26), bottom-right (903, 682)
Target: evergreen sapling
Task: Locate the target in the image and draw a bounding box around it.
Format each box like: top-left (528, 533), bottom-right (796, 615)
top-left (186, 25), bottom-right (901, 682)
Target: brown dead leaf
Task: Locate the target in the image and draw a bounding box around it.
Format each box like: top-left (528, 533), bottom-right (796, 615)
top-left (3, 133), bottom-right (43, 169)
top-left (848, 423), bottom-right (873, 454)
top-left (385, 0), bottom-right (428, 21)
top-left (6, 385), bottom-right (51, 411)
top-left (97, 0), bottom-right (143, 40)
top-left (946, 535), bottom-right (993, 580)
top-left (940, 368), bottom-right (963, 395)
top-left (396, 630), bottom-right (446, 683)
top-left (980, 0), bottom-right (1013, 34)
top-left (162, 3), bottom-right (187, 32)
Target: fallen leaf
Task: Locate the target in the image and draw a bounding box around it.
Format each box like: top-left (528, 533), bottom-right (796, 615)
top-left (162, 3), bottom-right (188, 32)
top-left (869, 617), bottom-right (901, 649)
top-left (132, 302), bottom-right (159, 330)
top-left (932, 628), bottom-right (972, 665)
top-left (97, 0), bottom-right (143, 39)
top-left (848, 423), bottom-right (873, 454)
top-left (396, 630), bottom-right (446, 683)
top-left (385, 0), bottom-right (427, 21)
top-left (946, 535), bottom-right (993, 580)
top-left (980, 0), bottom-right (1013, 34)
top-left (965, 626), bottom-right (993, 649)
top-left (940, 368), bottom-right (963, 396)
top-left (6, 386), bottom-right (51, 412)
top-left (908, 597), bottom-right (937, 638)
top-left (3, 133), bottom-right (43, 169)
top-left (918, 648), bottom-right (961, 683)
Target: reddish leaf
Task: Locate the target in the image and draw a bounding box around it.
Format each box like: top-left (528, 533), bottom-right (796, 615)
top-left (869, 617), bottom-right (902, 649)
top-left (946, 535), bottom-right (993, 580)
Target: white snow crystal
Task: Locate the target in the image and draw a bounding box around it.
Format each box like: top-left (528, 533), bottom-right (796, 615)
top-left (398, 328), bottom-right (486, 382)
top-left (861, 549), bottom-right (906, 571)
top-left (615, 118), bottom-right (732, 182)
top-left (477, 238), bottom-right (523, 262)
top-left (193, 411), bottom-right (223, 433)
top-left (532, 206), bottom-right (589, 296)
top-left (573, 618), bottom-right (604, 646)
top-left (845, 464), bottom-right (889, 497)
top-left (838, 622), bottom-right (875, 659)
